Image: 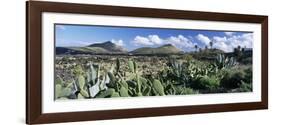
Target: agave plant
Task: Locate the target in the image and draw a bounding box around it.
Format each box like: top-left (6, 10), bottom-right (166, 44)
top-left (215, 54), bottom-right (237, 69)
top-left (162, 58), bottom-right (189, 86)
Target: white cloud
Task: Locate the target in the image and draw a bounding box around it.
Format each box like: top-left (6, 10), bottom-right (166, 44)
top-left (196, 34), bottom-right (211, 45)
top-left (212, 33), bottom-right (253, 52)
top-left (133, 36), bottom-right (154, 46)
top-left (212, 37), bottom-right (231, 52)
top-left (132, 34), bottom-right (195, 51)
top-left (148, 35), bottom-right (163, 45)
top-left (166, 35), bottom-right (194, 49)
top-left (111, 39), bottom-right (124, 46)
top-left (213, 36), bottom-right (227, 42)
top-left (132, 35), bottom-right (163, 46)
top-left (224, 32), bottom-right (235, 36)
top-left (131, 33), bottom-right (253, 52)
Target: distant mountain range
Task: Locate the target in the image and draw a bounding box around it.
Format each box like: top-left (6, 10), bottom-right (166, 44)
top-left (56, 41), bottom-right (188, 55)
top-left (87, 41), bottom-right (127, 52)
top-left (56, 41), bottom-right (128, 55)
top-left (131, 44), bottom-right (183, 55)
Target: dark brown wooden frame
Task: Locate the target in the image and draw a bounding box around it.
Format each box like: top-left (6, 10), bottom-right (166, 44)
top-left (26, 1), bottom-right (268, 124)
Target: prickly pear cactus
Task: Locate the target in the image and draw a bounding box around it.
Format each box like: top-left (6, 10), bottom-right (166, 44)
top-left (55, 84), bottom-right (72, 99)
top-left (119, 86), bottom-right (129, 97)
top-left (128, 60), bottom-right (135, 73)
top-left (96, 88), bottom-right (115, 98)
top-left (152, 79), bottom-right (165, 96)
top-left (77, 75), bottom-right (85, 90)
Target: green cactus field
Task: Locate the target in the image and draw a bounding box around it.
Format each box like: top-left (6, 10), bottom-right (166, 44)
top-left (55, 51), bottom-right (252, 100)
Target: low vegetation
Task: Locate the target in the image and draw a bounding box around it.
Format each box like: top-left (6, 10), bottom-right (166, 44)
top-left (55, 48), bottom-right (252, 100)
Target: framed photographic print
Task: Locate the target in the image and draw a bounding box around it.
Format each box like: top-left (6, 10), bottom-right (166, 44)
top-left (26, 1), bottom-right (268, 124)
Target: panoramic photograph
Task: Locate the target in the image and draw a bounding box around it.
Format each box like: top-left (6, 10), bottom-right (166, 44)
top-left (54, 24), bottom-right (253, 100)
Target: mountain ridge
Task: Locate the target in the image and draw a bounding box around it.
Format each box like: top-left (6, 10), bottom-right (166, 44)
top-left (56, 41), bottom-right (127, 55)
top-left (87, 41), bottom-right (127, 52)
top-left (56, 41), bottom-right (196, 55)
top-left (131, 44), bottom-right (183, 55)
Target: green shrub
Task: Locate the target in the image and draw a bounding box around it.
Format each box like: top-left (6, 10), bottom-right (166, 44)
top-left (243, 66), bottom-right (252, 83)
top-left (191, 76), bottom-right (220, 90)
top-left (240, 57), bottom-right (252, 65)
top-left (220, 69), bottom-right (246, 89)
top-left (238, 81), bottom-right (252, 92)
top-left (178, 87), bottom-right (198, 95)
top-left (183, 54), bottom-right (194, 62)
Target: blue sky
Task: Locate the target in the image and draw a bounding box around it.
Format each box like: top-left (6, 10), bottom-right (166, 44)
top-left (55, 24), bottom-right (253, 52)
